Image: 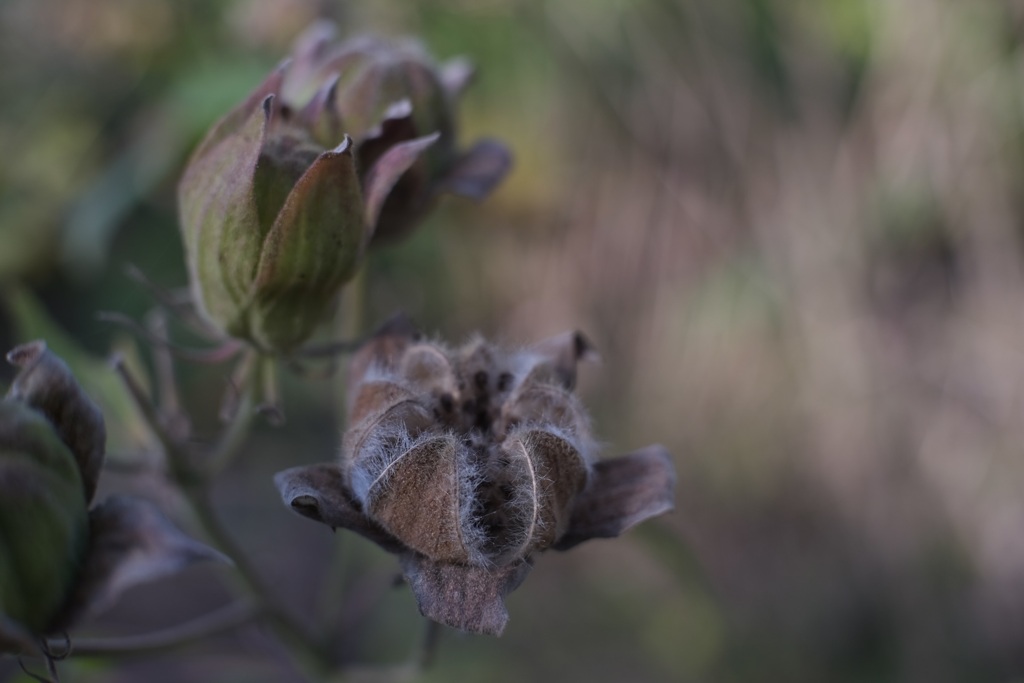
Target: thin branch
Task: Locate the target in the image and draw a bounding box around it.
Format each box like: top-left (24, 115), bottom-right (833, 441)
top-left (207, 373), bottom-right (256, 476)
top-left (112, 345), bottom-right (335, 676)
top-left (294, 336), bottom-right (366, 359)
top-left (110, 354), bottom-right (194, 483)
top-left (97, 311), bottom-right (243, 364)
top-left (18, 657), bottom-right (55, 683)
top-left (414, 620), bottom-right (442, 671)
top-left (122, 264), bottom-right (222, 342)
top-left (185, 487), bottom-right (335, 675)
top-left (60, 601), bottom-right (261, 658)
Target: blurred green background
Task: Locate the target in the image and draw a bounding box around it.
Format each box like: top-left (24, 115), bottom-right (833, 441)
top-left (4, 0), bottom-right (1024, 681)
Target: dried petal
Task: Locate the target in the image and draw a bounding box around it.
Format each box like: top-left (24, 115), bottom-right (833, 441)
top-left (274, 464), bottom-right (403, 553)
top-left (554, 445), bottom-right (676, 551)
top-left (363, 132), bottom-right (440, 236)
top-left (356, 99), bottom-right (418, 177)
top-left (439, 139), bottom-right (513, 201)
top-left (57, 496), bottom-right (229, 627)
top-left (7, 340), bottom-right (106, 503)
top-left (400, 554), bottom-right (532, 636)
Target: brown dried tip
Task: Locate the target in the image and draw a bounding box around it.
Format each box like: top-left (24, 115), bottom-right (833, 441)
top-left (6, 340), bottom-right (106, 503)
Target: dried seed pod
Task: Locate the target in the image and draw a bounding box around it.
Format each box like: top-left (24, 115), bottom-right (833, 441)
top-left (277, 323), bottom-right (677, 636)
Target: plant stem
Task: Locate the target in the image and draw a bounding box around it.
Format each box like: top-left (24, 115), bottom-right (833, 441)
top-left (317, 269), bottom-right (369, 634)
top-left (414, 620), bottom-right (442, 670)
top-left (55, 601), bottom-right (260, 658)
top-left (112, 357), bottom-right (337, 679)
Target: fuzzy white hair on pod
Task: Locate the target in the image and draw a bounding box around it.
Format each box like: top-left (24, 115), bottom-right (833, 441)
top-left (453, 440), bottom-right (493, 567)
top-left (349, 423), bottom-right (433, 505)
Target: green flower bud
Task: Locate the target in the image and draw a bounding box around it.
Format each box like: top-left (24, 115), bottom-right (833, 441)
top-left (0, 400), bottom-right (89, 635)
top-left (179, 61), bottom-right (372, 354)
top-left (179, 23), bottom-right (513, 352)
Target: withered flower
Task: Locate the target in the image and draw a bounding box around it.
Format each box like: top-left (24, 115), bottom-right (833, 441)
top-left (276, 318), bottom-right (676, 635)
top-left (178, 22), bottom-right (510, 354)
top-left (0, 341), bottom-right (224, 653)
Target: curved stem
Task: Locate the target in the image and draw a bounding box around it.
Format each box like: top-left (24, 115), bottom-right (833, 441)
top-left (98, 311), bottom-right (243, 364)
top-left (113, 358), bottom-right (337, 678)
top-left (55, 601), bottom-right (260, 658)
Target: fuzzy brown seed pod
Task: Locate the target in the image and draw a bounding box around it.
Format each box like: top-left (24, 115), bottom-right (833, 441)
top-left (276, 320), bottom-right (676, 636)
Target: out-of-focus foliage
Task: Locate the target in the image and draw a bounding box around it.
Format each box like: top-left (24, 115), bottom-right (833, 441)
top-left (4, 0), bottom-right (1024, 682)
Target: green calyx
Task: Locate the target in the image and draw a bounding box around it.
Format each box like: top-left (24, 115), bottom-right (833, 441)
top-left (179, 85), bottom-right (368, 354)
top-left (0, 401), bottom-right (89, 635)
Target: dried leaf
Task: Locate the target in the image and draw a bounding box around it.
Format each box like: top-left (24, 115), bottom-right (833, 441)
top-left (363, 133), bottom-right (440, 234)
top-left (494, 429), bottom-right (589, 561)
top-left (554, 445), bottom-right (676, 551)
top-left (6, 340), bottom-right (106, 503)
top-left (439, 139), bottom-right (512, 201)
top-left (57, 496), bottom-right (229, 627)
top-left (274, 464), bottom-right (403, 553)
top-left (400, 554), bottom-right (532, 636)
top-left (356, 99), bottom-right (418, 177)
